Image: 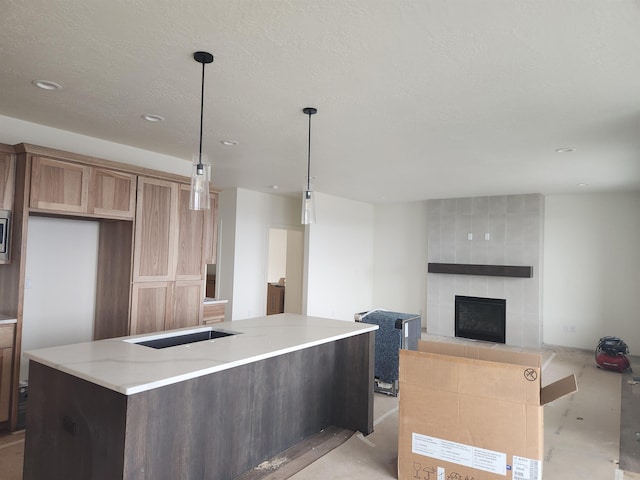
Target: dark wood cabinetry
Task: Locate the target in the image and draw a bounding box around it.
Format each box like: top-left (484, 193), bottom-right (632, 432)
top-left (267, 284), bottom-right (285, 315)
top-left (23, 330), bottom-right (374, 480)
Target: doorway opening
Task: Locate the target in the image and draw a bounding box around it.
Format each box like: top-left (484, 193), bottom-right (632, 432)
top-left (267, 228), bottom-right (303, 315)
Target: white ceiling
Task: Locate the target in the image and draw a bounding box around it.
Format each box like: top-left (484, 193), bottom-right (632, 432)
top-left (1, 1), bottom-right (639, 204)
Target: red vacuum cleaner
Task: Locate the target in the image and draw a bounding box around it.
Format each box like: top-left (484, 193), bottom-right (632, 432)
top-left (595, 336), bottom-right (631, 373)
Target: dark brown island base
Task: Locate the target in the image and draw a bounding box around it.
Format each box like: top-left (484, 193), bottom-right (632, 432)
top-left (22, 314), bottom-right (377, 480)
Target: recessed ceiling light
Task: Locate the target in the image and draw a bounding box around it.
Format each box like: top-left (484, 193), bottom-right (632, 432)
top-left (32, 80), bottom-right (62, 91)
top-left (271, 185), bottom-right (279, 190)
top-left (221, 140), bottom-right (238, 146)
top-left (577, 183), bottom-right (588, 187)
top-left (141, 114), bottom-right (165, 122)
top-left (555, 147), bottom-right (575, 153)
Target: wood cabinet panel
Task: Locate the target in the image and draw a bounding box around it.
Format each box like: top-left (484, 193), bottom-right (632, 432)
top-left (0, 324), bottom-right (15, 424)
top-left (93, 220), bottom-right (133, 340)
top-left (130, 282), bottom-right (171, 335)
top-left (175, 185), bottom-right (205, 280)
top-left (132, 177), bottom-right (178, 282)
top-left (90, 169), bottom-right (136, 219)
top-left (30, 157), bottom-right (136, 219)
top-left (203, 303), bottom-right (225, 324)
top-left (0, 152), bottom-right (16, 210)
top-left (0, 348), bottom-right (12, 423)
top-left (30, 156), bottom-right (90, 213)
top-left (168, 280), bottom-right (203, 329)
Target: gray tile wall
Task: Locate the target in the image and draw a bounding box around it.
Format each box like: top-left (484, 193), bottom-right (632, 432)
top-left (426, 194), bottom-right (544, 348)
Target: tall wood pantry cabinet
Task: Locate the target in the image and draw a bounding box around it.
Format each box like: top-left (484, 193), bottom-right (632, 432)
top-left (130, 178), bottom-right (207, 334)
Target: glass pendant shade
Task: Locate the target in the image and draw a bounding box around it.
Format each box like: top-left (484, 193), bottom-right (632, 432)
top-left (301, 188), bottom-right (316, 225)
top-left (190, 153), bottom-right (211, 211)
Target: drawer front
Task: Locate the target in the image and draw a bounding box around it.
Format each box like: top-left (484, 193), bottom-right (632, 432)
top-left (203, 303), bottom-right (225, 323)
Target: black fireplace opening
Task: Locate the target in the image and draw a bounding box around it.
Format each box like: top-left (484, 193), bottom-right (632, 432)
top-left (455, 295), bottom-right (506, 343)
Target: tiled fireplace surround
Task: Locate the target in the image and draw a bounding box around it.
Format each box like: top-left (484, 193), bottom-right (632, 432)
top-left (426, 194), bottom-right (544, 349)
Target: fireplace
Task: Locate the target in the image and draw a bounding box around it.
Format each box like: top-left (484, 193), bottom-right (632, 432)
top-left (455, 295), bottom-right (506, 343)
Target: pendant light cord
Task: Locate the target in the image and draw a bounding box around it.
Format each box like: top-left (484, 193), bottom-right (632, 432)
top-left (198, 61), bottom-right (205, 169)
top-left (307, 112), bottom-right (312, 191)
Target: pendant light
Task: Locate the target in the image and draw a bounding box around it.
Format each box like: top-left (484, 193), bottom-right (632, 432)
top-left (301, 107), bottom-right (317, 224)
top-left (189, 51), bottom-right (214, 211)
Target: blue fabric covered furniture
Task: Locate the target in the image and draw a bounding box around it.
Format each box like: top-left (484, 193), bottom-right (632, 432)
top-left (355, 309), bottom-right (421, 396)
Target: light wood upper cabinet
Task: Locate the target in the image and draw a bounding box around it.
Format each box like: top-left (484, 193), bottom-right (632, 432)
top-left (90, 168), bottom-right (136, 219)
top-left (132, 177), bottom-right (178, 282)
top-left (175, 185), bottom-right (206, 280)
top-left (0, 152), bottom-right (16, 210)
top-left (30, 156), bottom-right (90, 213)
top-left (30, 156), bottom-right (137, 219)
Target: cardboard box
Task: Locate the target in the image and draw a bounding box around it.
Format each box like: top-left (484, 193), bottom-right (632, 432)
top-left (398, 340), bottom-right (577, 480)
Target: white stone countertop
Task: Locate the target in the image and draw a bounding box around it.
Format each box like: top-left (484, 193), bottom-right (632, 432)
top-left (24, 313), bottom-right (377, 396)
top-left (203, 298), bottom-right (228, 305)
top-left (0, 314), bottom-right (17, 324)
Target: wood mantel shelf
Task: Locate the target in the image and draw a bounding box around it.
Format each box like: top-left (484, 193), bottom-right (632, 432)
top-left (428, 263), bottom-right (533, 278)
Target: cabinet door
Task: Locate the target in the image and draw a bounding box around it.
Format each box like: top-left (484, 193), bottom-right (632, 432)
top-left (0, 152), bottom-right (16, 210)
top-left (203, 192), bottom-right (219, 264)
top-left (30, 156), bottom-right (90, 213)
top-left (132, 177), bottom-right (178, 282)
top-left (168, 280), bottom-right (203, 329)
top-left (90, 169), bottom-right (136, 219)
top-left (130, 282), bottom-right (171, 335)
top-left (0, 325), bottom-right (14, 423)
top-left (175, 185), bottom-right (206, 280)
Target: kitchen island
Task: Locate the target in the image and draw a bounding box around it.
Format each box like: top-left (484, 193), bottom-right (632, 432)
top-left (23, 314), bottom-right (378, 480)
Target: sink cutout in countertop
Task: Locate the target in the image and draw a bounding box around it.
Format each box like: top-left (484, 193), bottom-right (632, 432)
top-left (134, 329), bottom-right (238, 349)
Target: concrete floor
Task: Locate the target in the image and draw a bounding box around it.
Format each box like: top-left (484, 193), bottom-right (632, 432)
top-left (0, 346), bottom-right (635, 479)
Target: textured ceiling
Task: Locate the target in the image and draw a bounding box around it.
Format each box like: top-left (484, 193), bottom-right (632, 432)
top-left (1, 0), bottom-right (639, 203)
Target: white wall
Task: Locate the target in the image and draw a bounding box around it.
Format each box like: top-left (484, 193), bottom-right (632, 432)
top-left (306, 193), bottom-right (375, 321)
top-left (21, 217), bottom-right (99, 380)
top-left (217, 189), bottom-right (238, 321)
top-left (543, 192), bottom-right (640, 354)
top-left (267, 229), bottom-right (287, 283)
top-left (284, 230), bottom-right (304, 314)
top-left (0, 115), bottom-right (189, 176)
top-left (218, 188), bottom-right (301, 320)
top-left (373, 201), bottom-right (429, 324)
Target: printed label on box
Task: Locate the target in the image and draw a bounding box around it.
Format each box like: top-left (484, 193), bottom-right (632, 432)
top-left (412, 432), bottom-right (507, 475)
top-left (512, 456), bottom-right (542, 480)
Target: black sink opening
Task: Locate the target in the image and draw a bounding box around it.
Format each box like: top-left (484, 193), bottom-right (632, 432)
top-left (136, 330), bottom-right (237, 349)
